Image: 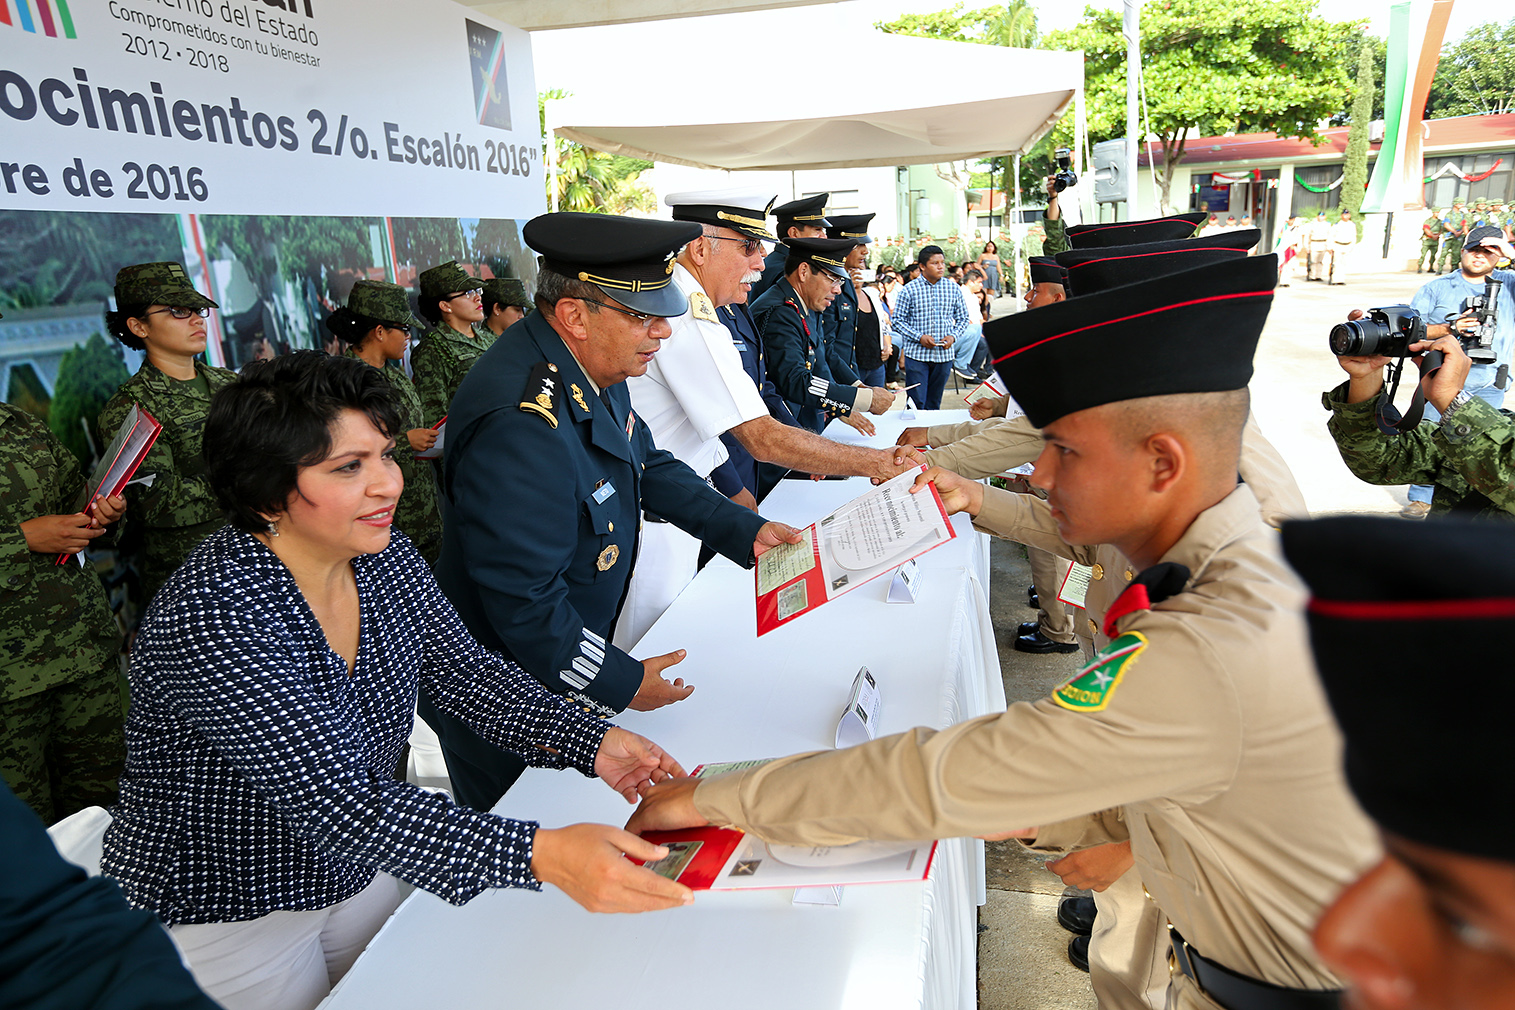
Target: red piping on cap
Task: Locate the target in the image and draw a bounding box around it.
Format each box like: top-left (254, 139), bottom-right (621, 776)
top-left (1309, 596), bottom-right (1515, 620)
top-left (992, 289), bottom-right (1274, 365)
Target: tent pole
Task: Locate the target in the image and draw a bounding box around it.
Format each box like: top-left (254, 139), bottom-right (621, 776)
top-left (1124, 0), bottom-right (1142, 222)
top-left (1012, 152), bottom-right (1022, 308)
top-left (548, 126), bottom-right (559, 213)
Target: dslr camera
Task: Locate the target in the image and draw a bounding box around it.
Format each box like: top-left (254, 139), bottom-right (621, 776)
top-left (1051, 147), bottom-right (1078, 193)
top-left (1329, 305), bottom-right (1425, 358)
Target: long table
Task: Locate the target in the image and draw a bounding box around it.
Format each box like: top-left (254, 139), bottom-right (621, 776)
top-left (322, 410), bottom-right (1003, 1010)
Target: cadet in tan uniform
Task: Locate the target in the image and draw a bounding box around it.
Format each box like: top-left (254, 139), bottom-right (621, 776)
top-left (632, 254), bottom-right (1378, 1010)
top-left (1284, 516), bottom-right (1515, 1010)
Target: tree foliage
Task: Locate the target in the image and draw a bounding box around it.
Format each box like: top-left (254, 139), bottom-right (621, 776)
top-left (1339, 42), bottom-right (1375, 238)
top-left (200, 215), bottom-right (374, 301)
top-left (877, 0), bottom-right (1037, 48)
top-left (1047, 0), bottom-right (1353, 212)
top-left (539, 89), bottom-right (656, 213)
top-left (1427, 18), bottom-right (1515, 117)
top-left (49, 332), bottom-right (129, 466)
top-left (0, 211), bottom-right (179, 309)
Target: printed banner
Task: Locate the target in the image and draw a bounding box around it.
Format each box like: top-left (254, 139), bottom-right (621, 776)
top-left (0, 0), bottom-right (544, 218)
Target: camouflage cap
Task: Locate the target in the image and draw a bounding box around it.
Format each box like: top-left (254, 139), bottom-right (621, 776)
top-left (114, 262), bottom-right (218, 310)
top-left (346, 279), bottom-right (424, 329)
top-left (418, 260), bottom-right (482, 300)
top-left (483, 277), bottom-right (533, 311)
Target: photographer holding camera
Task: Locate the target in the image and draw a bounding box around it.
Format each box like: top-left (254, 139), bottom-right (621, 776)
top-left (1325, 228), bottom-right (1515, 517)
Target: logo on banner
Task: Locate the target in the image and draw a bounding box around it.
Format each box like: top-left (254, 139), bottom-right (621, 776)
top-left (465, 19), bottom-right (511, 130)
top-left (2, 0), bottom-right (78, 38)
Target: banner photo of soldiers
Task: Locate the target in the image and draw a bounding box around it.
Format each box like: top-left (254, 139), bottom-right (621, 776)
top-left (1, 0), bottom-right (543, 632)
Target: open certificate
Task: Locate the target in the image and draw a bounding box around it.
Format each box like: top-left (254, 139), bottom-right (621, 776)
top-left (754, 466), bottom-right (955, 635)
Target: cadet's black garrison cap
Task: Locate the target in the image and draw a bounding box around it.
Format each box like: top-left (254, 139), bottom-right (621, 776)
top-left (524, 212), bottom-right (701, 318)
top-left (783, 236), bottom-right (858, 280)
top-left (1028, 256), bottom-right (1067, 287)
top-left (826, 213), bottom-right (876, 244)
top-left (1280, 515), bottom-right (1515, 862)
top-left (665, 188), bottom-right (778, 243)
top-left (773, 193), bottom-right (831, 234)
top-left (1065, 212), bottom-right (1206, 250)
top-left (986, 254), bottom-right (1277, 427)
top-left (1056, 229), bottom-right (1260, 297)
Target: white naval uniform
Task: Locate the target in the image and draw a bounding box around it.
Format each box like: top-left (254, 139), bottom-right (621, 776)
top-left (1328, 218), bottom-right (1357, 284)
top-left (615, 263), bottom-right (769, 651)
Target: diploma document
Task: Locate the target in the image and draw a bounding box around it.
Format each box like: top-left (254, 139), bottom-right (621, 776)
top-left (754, 467), bottom-right (955, 636)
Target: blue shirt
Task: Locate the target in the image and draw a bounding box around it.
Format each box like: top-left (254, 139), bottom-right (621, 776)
top-left (1411, 268), bottom-right (1515, 394)
top-left (103, 527), bottom-right (608, 925)
top-left (891, 275), bottom-right (970, 363)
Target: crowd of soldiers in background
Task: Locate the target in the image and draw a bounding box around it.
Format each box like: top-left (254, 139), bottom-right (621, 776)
top-left (1418, 197), bottom-right (1515, 274)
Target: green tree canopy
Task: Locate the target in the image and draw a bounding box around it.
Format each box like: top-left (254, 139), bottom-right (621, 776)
top-left (49, 332), bottom-right (129, 466)
top-left (1428, 18), bottom-right (1515, 118)
top-left (539, 89), bottom-right (656, 213)
top-left (878, 0), bottom-right (1037, 48)
top-left (1047, 0), bottom-right (1353, 212)
top-left (1340, 42), bottom-right (1376, 237)
top-left (200, 215), bottom-right (375, 302)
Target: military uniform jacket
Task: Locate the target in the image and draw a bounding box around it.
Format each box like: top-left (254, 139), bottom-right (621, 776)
top-left (718, 302), bottom-right (799, 493)
top-left (1324, 380), bottom-right (1515, 518)
top-left (820, 277), bottom-right (861, 385)
top-left (411, 322), bottom-right (496, 427)
top-left (0, 405), bottom-right (121, 702)
top-left (751, 245), bottom-right (788, 302)
top-left (344, 351), bottom-right (443, 566)
top-left (752, 278), bottom-right (863, 433)
top-left (436, 311), bottom-right (768, 715)
top-left (98, 359), bottom-right (236, 606)
top-left (695, 484), bottom-right (1378, 990)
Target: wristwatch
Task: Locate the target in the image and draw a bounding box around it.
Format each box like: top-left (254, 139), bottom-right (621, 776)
top-left (1440, 389), bottom-right (1475, 431)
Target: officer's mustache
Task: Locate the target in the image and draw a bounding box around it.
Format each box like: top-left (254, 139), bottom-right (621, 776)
top-left (742, 271), bottom-right (763, 284)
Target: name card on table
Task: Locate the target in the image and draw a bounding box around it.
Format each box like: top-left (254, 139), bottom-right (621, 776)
top-left (835, 667), bottom-right (881, 749)
top-left (887, 558), bottom-right (920, 603)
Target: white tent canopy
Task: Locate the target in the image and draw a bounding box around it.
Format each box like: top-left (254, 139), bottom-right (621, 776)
top-left (546, 33), bottom-right (1081, 172)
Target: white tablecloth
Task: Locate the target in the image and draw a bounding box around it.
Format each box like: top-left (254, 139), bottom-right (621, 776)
top-left (322, 411), bottom-right (1002, 1010)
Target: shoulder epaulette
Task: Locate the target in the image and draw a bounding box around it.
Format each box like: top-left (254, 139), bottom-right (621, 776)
top-left (519, 361), bottom-right (561, 428)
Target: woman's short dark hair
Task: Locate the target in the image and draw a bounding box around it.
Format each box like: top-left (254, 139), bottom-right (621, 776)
top-left (324, 306), bottom-right (383, 348)
top-left (204, 351), bottom-right (403, 533)
top-left (105, 304), bottom-right (152, 351)
top-left (417, 295), bottom-right (444, 326)
top-left (983, 240), bottom-right (998, 253)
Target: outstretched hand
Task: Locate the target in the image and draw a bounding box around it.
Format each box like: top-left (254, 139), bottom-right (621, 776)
top-left (753, 521), bottom-right (804, 559)
top-left (594, 726), bottom-right (686, 803)
top-left (530, 823), bottom-right (693, 913)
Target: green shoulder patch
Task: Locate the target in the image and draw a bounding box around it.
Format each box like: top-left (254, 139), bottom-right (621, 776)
top-left (1052, 632), bottom-right (1147, 713)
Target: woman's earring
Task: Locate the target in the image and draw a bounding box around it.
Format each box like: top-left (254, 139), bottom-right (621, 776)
top-left (266, 520), bottom-right (279, 537)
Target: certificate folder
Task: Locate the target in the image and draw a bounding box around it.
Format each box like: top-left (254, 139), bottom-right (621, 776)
top-left (59, 404), bottom-right (161, 565)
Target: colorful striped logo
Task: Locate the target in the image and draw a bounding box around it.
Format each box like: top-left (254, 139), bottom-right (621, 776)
top-left (0, 0), bottom-right (78, 38)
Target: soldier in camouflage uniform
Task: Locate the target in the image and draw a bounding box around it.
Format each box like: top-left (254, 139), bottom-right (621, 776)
top-left (1325, 332), bottom-right (1515, 518)
top-left (481, 277), bottom-right (532, 339)
top-left (99, 263), bottom-right (236, 608)
top-left (1418, 208), bottom-right (1443, 272)
top-left (411, 260), bottom-right (495, 426)
top-left (329, 280), bottom-right (444, 566)
top-left (0, 398), bottom-right (126, 824)
top-left (1439, 198), bottom-right (1470, 274)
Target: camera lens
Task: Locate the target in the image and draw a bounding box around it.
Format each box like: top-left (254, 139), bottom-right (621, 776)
top-left (1329, 321), bottom-right (1367, 356)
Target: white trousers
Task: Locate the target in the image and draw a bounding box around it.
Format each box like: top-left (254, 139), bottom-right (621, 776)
top-left (170, 872), bottom-right (406, 1010)
top-left (612, 521), bottom-right (701, 653)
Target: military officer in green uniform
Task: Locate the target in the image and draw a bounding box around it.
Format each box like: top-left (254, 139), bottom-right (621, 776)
top-left (1419, 207), bottom-right (1444, 273)
top-left (880, 237), bottom-right (907, 272)
top-left (425, 212), bottom-right (799, 811)
top-left (482, 277), bottom-right (532, 338)
top-left (1439, 198), bottom-right (1470, 274)
top-left (100, 262), bottom-right (236, 608)
top-left (751, 193), bottom-right (830, 300)
top-left (1, 387), bottom-right (126, 824)
top-left (327, 280), bottom-right (445, 566)
top-left (411, 260), bottom-right (495, 426)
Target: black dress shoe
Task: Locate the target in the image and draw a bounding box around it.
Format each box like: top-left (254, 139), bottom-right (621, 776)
top-left (1017, 621), bottom-right (1039, 637)
top-left (1057, 895), bottom-right (1096, 936)
top-left (1014, 629), bottom-right (1080, 654)
top-left (1068, 934), bottom-right (1090, 972)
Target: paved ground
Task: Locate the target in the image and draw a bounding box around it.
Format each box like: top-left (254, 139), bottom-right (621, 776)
top-left (957, 268), bottom-right (1429, 1008)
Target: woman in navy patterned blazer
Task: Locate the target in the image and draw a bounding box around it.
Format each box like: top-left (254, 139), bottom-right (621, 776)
top-left (102, 351), bottom-right (693, 1010)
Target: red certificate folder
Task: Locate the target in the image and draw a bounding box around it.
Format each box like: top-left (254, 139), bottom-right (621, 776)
top-left (58, 405), bottom-right (161, 565)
